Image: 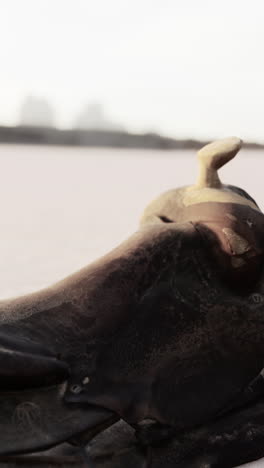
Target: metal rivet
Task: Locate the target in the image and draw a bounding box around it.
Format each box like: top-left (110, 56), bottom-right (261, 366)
top-left (246, 219), bottom-right (253, 228)
top-left (82, 376), bottom-right (90, 385)
top-left (251, 293), bottom-right (263, 304)
top-left (70, 384), bottom-right (82, 394)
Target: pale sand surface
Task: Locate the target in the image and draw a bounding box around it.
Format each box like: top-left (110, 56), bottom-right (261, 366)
top-left (0, 144), bottom-right (263, 466)
top-left (238, 461), bottom-right (264, 467)
top-left (0, 144), bottom-right (263, 298)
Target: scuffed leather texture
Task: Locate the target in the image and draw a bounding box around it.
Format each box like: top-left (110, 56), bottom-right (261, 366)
top-left (1, 218), bottom-right (264, 466)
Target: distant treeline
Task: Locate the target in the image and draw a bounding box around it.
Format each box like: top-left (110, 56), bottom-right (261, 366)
top-left (0, 125), bottom-right (263, 151)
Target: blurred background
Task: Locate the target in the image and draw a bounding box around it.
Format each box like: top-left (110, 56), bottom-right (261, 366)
top-left (0, 2), bottom-right (264, 466)
top-left (0, 0), bottom-right (263, 304)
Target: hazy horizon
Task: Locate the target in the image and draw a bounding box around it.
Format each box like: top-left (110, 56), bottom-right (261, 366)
top-left (1, 1), bottom-right (264, 142)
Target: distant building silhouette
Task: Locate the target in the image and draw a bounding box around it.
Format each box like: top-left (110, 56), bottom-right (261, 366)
top-left (19, 96), bottom-right (55, 127)
top-left (74, 102), bottom-right (124, 131)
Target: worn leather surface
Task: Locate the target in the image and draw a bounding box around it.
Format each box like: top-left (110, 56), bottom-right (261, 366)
top-left (1, 208), bottom-right (264, 463)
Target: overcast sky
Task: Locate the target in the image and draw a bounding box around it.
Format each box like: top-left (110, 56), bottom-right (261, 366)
top-left (0, 0), bottom-right (264, 141)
